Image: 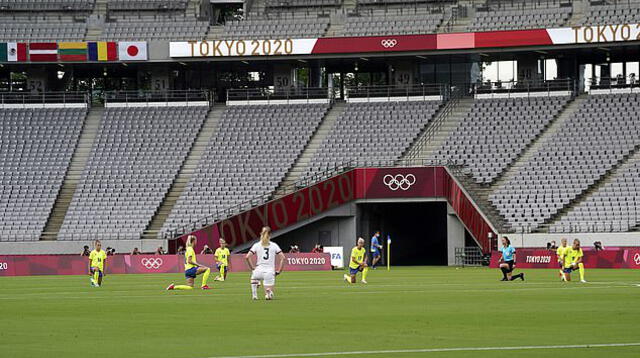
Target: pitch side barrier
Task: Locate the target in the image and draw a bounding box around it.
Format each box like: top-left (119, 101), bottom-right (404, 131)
top-left (0, 253), bottom-right (331, 277)
top-left (489, 247), bottom-right (640, 269)
top-left (173, 166), bottom-right (497, 255)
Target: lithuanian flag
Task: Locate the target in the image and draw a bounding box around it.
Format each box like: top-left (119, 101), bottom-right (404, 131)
top-left (58, 42), bottom-right (87, 61)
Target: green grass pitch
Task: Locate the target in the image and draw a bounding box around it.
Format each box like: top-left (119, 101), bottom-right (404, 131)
top-left (1, 267), bottom-right (639, 358)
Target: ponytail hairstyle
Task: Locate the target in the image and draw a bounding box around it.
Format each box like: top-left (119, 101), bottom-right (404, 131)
top-left (186, 235), bottom-right (197, 248)
top-left (260, 226), bottom-right (271, 246)
top-left (503, 236), bottom-right (511, 246)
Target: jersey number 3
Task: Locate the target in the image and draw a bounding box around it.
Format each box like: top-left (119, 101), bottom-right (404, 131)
top-left (263, 248), bottom-right (270, 260)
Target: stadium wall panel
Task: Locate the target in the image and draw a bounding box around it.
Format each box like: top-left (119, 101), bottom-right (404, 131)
top-left (489, 248), bottom-right (640, 269)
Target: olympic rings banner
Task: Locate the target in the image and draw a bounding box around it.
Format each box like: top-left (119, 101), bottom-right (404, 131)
top-left (0, 253), bottom-right (331, 277)
top-left (170, 23), bottom-right (640, 58)
top-left (180, 166), bottom-right (495, 254)
top-left (489, 248), bottom-right (640, 269)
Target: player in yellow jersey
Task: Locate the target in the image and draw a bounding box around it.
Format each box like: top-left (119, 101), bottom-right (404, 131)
top-left (556, 238), bottom-right (570, 281)
top-left (166, 235), bottom-right (212, 290)
top-left (562, 239), bottom-right (586, 283)
top-left (343, 237), bottom-right (369, 284)
top-left (214, 238), bottom-right (231, 281)
top-left (88, 240), bottom-right (107, 287)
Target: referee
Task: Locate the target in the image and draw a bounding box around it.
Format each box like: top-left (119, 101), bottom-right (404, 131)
top-left (498, 237), bottom-right (524, 281)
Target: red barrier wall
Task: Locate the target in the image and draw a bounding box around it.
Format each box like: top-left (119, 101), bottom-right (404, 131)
top-left (0, 253), bottom-right (331, 277)
top-left (489, 248), bottom-right (640, 269)
top-left (181, 167), bottom-right (496, 253)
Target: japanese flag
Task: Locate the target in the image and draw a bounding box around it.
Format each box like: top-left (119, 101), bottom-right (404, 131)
top-left (118, 42), bottom-right (147, 61)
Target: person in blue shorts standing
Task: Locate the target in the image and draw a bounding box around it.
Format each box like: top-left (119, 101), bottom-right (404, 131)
top-left (370, 231), bottom-right (383, 269)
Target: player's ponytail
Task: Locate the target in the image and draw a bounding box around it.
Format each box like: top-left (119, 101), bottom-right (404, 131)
top-left (260, 226), bottom-right (271, 246)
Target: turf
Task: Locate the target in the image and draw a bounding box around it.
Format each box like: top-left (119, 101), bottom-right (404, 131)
top-left (0, 267), bottom-right (639, 358)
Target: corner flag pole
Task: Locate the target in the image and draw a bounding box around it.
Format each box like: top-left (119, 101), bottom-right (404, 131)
top-left (386, 235), bottom-right (391, 271)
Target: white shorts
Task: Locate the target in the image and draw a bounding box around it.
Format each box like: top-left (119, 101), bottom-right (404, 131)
top-left (251, 267), bottom-right (276, 286)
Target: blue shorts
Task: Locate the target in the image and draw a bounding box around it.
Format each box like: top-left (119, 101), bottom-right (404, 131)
top-left (185, 267), bottom-right (198, 278)
top-left (90, 268), bottom-right (103, 277)
top-left (371, 251), bottom-right (380, 258)
top-left (563, 267), bottom-right (574, 274)
top-left (349, 267), bottom-right (361, 275)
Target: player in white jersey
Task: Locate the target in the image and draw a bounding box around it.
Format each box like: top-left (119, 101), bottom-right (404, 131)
top-left (245, 226), bottom-right (285, 300)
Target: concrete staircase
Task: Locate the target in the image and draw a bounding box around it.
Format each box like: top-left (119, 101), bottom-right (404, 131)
top-left (206, 25), bottom-right (224, 40)
top-left (143, 104), bottom-right (226, 238)
top-left (402, 97), bottom-right (475, 160)
top-left (540, 143), bottom-right (640, 232)
top-left (438, 2), bottom-right (472, 33)
top-left (85, 0), bottom-right (108, 41)
top-left (41, 107), bottom-right (103, 240)
top-left (273, 100), bottom-right (346, 197)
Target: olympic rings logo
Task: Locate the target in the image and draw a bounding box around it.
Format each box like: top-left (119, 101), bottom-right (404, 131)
top-left (383, 174), bottom-right (416, 191)
top-left (633, 253), bottom-right (640, 266)
top-left (380, 39), bottom-right (398, 48)
top-left (141, 258), bottom-right (163, 269)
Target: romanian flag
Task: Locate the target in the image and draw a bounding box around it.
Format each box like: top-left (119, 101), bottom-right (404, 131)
top-left (29, 42), bottom-right (58, 62)
top-left (58, 42), bottom-right (87, 61)
top-left (88, 42), bottom-right (117, 61)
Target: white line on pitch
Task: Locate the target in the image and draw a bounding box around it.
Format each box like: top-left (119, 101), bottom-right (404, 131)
top-left (205, 342), bottom-right (640, 358)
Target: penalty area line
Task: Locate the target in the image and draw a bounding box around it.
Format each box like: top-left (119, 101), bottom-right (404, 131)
top-left (206, 342), bottom-right (640, 358)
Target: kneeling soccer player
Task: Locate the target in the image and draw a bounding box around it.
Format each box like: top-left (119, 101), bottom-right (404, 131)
top-left (498, 237), bottom-right (524, 282)
top-left (556, 238), bottom-right (570, 281)
top-left (214, 238), bottom-right (231, 281)
top-left (245, 226), bottom-right (286, 300)
top-left (167, 235), bottom-right (212, 290)
top-left (88, 240), bottom-right (107, 287)
top-left (344, 237), bottom-right (369, 284)
top-left (562, 239), bottom-right (586, 283)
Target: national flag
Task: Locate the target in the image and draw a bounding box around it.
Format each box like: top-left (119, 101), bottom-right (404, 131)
top-left (0, 42), bottom-right (27, 62)
top-left (118, 41), bottom-right (147, 61)
top-left (87, 41), bottom-right (117, 61)
top-left (58, 42), bottom-right (88, 61)
top-left (29, 43), bottom-right (58, 61)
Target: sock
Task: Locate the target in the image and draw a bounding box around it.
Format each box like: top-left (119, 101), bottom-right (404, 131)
top-left (219, 265), bottom-right (225, 281)
top-left (201, 268), bottom-right (210, 287)
top-left (251, 282), bottom-right (258, 297)
top-left (510, 273), bottom-right (523, 281)
top-left (500, 267), bottom-right (508, 279)
top-left (362, 267), bottom-right (369, 281)
top-left (173, 285), bottom-right (193, 290)
top-left (578, 263), bottom-right (585, 281)
top-left (93, 270), bottom-right (100, 285)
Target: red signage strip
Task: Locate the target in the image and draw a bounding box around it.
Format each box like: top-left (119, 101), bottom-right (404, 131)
top-left (489, 248), bottom-right (640, 269)
top-left (0, 253), bottom-right (331, 277)
top-left (311, 34), bottom-right (437, 54)
top-left (180, 166), bottom-right (495, 254)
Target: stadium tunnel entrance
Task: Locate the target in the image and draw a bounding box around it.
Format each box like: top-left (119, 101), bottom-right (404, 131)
top-left (272, 200), bottom-right (477, 267)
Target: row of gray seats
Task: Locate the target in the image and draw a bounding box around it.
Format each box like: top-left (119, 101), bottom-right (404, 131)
top-left (161, 104), bottom-right (329, 235)
top-left (343, 13), bottom-right (442, 36)
top-left (0, 108), bottom-right (86, 242)
top-left (435, 96), bottom-right (569, 184)
top-left (490, 93), bottom-right (640, 233)
top-left (58, 106), bottom-right (208, 241)
top-left (469, 6), bottom-right (571, 32)
top-left (223, 18), bottom-right (329, 39)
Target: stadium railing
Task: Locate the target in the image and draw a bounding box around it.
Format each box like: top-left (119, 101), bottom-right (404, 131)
top-left (104, 90), bottom-right (212, 106)
top-left (345, 83), bottom-right (446, 101)
top-left (162, 157), bottom-right (451, 239)
top-left (0, 91), bottom-right (90, 105)
top-left (587, 76), bottom-right (640, 93)
top-left (472, 78), bottom-right (576, 97)
top-left (226, 87), bottom-right (333, 104)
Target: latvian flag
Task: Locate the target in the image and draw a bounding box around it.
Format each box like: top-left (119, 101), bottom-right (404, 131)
top-left (88, 42), bottom-right (117, 61)
top-left (58, 42), bottom-right (88, 61)
top-left (0, 42), bottom-right (27, 62)
top-left (29, 43), bottom-right (58, 61)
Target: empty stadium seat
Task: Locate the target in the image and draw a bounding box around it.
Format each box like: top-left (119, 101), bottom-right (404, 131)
top-left (58, 105), bottom-right (208, 240)
top-left (0, 108), bottom-right (86, 242)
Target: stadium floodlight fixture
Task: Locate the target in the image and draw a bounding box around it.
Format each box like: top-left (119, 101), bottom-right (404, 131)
top-left (57, 71), bottom-right (64, 80)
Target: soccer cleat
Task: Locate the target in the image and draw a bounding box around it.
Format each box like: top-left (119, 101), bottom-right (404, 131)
top-left (520, 273), bottom-right (525, 281)
top-left (252, 295), bottom-right (258, 300)
top-left (166, 283), bottom-right (175, 290)
top-left (580, 279), bottom-right (587, 283)
top-left (343, 274), bottom-right (350, 283)
top-left (201, 285), bottom-right (211, 290)
top-left (214, 276), bottom-right (222, 281)
top-left (500, 278), bottom-right (508, 281)
top-left (361, 280), bottom-right (368, 284)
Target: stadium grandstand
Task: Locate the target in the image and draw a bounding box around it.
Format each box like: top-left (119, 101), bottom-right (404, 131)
top-left (0, 0), bottom-right (639, 258)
